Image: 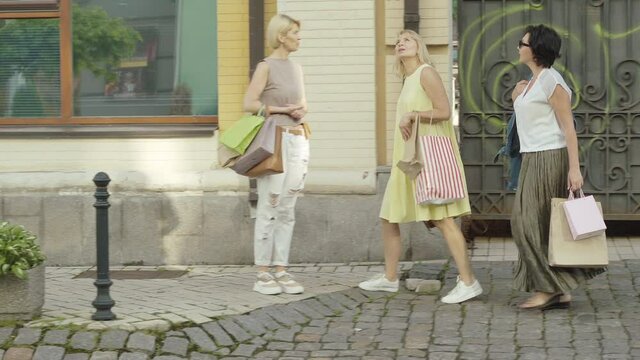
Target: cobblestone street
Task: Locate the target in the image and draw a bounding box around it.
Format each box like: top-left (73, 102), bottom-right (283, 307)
top-left (3, 0), bottom-right (639, 358)
top-left (1, 245), bottom-right (640, 359)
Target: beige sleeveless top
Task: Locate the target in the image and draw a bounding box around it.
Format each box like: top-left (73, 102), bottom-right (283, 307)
top-left (260, 57), bottom-right (305, 127)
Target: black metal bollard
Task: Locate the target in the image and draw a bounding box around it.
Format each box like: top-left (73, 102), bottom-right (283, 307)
top-left (92, 172), bottom-right (116, 320)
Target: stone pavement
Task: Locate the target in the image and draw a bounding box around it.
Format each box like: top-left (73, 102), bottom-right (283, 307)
top-left (470, 236), bottom-right (640, 262)
top-left (1, 239), bottom-right (639, 359)
top-left (36, 263), bottom-right (392, 330)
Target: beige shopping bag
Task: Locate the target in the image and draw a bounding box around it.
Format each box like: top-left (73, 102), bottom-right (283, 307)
top-left (245, 126), bottom-right (284, 177)
top-left (548, 197), bottom-right (608, 267)
top-left (397, 114), bottom-right (422, 179)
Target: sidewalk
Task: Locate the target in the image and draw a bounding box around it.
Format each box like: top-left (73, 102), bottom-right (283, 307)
top-left (0, 237), bottom-right (639, 359)
top-left (37, 263), bottom-right (392, 330)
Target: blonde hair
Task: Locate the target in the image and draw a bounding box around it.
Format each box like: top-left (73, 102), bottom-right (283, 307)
top-left (394, 30), bottom-right (433, 78)
top-left (266, 14), bottom-right (301, 50)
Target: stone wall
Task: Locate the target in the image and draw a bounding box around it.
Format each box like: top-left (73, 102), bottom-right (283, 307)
top-left (0, 172), bottom-right (447, 266)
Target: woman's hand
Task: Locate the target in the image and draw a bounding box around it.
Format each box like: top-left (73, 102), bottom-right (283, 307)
top-left (289, 104), bottom-right (306, 120)
top-left (567, 167), bottom-right (583, 192)
top-left (268, 104), bottom-right (304, 118)
top-left (399, 112), bottom-right (415, 141)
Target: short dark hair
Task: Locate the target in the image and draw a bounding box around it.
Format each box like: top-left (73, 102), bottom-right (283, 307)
top-left (524, 24), bottom-right (561, 68)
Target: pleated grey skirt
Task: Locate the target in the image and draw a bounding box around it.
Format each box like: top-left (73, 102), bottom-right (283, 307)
top-left (511, 148), bottom-right (606, 293)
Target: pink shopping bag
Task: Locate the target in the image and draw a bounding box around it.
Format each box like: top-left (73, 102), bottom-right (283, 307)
top-left (414, 134), bottom-right (465, 205)
top-left (562, 190), bottom-right (607, 240)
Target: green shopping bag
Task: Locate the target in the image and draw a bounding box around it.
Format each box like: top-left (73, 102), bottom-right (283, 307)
top-left (219, 108), bottom-right (265, 155)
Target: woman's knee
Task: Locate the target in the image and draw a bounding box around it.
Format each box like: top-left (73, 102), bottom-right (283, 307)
top-left (431, 218), bottom-right (456, 232)
top-left (381, 218), bottom-right (401, 236)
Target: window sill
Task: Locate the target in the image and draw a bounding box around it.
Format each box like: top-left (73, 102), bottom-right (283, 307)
top-left (0, 124), bottom-right (218, 138)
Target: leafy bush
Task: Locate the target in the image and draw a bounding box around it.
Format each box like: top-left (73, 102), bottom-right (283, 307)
top-left (0, 222), bottom-right (45, 280)
top-left (72, 4), bottom-right (142, 82)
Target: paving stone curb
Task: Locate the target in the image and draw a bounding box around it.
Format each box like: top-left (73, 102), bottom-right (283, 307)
top-left (1, 260), bottom-right (639, 359)
top-left (0, 284), bottom-right (398, 359)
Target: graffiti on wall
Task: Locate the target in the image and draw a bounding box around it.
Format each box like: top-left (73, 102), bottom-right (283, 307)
top-left (458, 0), bottom-right (640, 218)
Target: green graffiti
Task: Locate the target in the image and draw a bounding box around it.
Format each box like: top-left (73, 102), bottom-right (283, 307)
top-left (485, 26), bottom-right (583, 110)
top-left (594, 23), bottom-right (640, 39)
top-left (459, 3), bottom-right (640, 194)
top-left (487, 28), bottom-right (526, 109)
top-left (602, 41), bottom-right (612, 113)
top-left (460, 3), bottom-right (636, 117)
top-left (460, 3), bottom-right (541, 113)
top-left (485, 115), bottom-right (504, 130)
top-left (548, 62), bottom-right (582, 110)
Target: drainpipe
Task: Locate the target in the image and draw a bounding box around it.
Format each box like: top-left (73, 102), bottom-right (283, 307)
top-left (248, 0), bottom-right (264, 216)
top-left (249, 0), bottom-right (265, 76)
top-left (404, 0), bottom-right (420, 33)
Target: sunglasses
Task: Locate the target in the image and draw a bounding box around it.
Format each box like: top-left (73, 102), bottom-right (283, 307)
top-left (518, 40), bottom-right (531, 49)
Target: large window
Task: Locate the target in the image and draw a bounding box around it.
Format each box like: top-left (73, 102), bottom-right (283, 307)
top-left (0, 18), bottom-right (60, 117)
top-left (0, 0), bottom-right (217, 125)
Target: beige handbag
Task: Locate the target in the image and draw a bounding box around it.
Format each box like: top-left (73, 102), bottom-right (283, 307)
top-left (396, 114), bottom-right (422, 179)
top-left (548, 197), bottom-right (609, 267)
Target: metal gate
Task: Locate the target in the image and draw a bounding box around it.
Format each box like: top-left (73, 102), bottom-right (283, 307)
top-left (458, 0), bottom-right (640, 220)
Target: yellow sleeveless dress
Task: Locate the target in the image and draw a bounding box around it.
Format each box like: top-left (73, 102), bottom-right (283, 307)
top-left (380, 64), bottom-right (471, 223)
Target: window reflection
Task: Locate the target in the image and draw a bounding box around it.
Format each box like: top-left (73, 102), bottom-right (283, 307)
top-left (73, 0), bottom-right (218, 117)
top-left (0, 18), bottom-right (60, 118)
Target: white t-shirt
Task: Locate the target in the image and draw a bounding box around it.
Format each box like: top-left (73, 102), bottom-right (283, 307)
top-left (514, 67), bottom-right (572, 153)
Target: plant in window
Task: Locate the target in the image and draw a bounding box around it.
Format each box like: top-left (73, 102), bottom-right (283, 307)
top-left (0, 18), bottom-right (59, 116)
top-left (72, 4), bottom-right (142, 113)
top-left (0, 7), bottom-right (141, 116)
top-left (72, 4), bottom-right (141, 84)
top-left (0, 221), bottom-right (45, 280)
top-left (170, 84), bottom-right (192, 115)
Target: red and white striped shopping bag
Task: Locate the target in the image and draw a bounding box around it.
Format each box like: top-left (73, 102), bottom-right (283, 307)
top-left (414, 134), bottom-right (465, 205)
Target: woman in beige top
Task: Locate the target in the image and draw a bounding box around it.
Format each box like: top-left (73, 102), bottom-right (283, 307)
top-left (243, 14), bottom-right (309, 295)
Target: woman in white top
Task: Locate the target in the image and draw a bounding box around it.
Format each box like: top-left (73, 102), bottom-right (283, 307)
top-left (510, 25), bottom-right (605, 310)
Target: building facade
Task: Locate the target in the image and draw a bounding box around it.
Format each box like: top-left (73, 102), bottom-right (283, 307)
top-left (0, 0), bottom-right (454, 265)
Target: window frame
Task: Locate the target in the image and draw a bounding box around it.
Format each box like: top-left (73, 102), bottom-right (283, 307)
top-left (0, 0), bottom-right (218, 126)
top-left (0, 0), bottom-right (59, 14)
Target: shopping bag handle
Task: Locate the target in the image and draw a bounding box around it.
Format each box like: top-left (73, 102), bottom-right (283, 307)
top-left (408, 111), bottom-right (419, 150)
top-left (411, 109), bottom-right (434, 127)
top-left (567, 188), bottom-right (585, 200)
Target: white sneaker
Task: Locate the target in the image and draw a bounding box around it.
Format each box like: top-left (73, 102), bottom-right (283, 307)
top-left (358, 274), bottom-right (399, 292)
top-left (275, 271), bottom-right (304, 294)
top-left (253, 272), bottom-right (282, 295)
top-left (440, 276), bottom-right (483, 304)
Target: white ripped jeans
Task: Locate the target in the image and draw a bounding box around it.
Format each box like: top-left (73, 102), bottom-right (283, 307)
top-left (254, 130), bottom-right (309, 267)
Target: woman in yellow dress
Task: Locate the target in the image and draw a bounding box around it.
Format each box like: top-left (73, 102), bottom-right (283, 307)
top-left (359, 30), bottom-right (482, 304)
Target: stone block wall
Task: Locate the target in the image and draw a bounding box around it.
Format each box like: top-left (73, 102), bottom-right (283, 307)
top-left (0, 175), bottom-right (447, 266)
